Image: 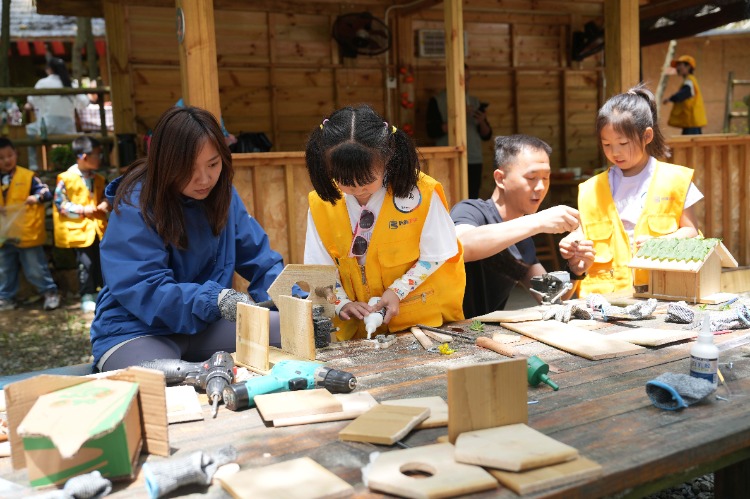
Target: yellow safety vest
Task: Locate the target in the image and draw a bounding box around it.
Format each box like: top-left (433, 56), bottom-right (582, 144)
top-left (577, 161), bottom-right (693, 296)
top-left (668, 74), bottom-right (707, 129)
top-left (309, 173), bottom-right (465, 340)
top-left (53, 170), bottom-right (107, 248)
top-left (1, 167), bottom-right (46, 248)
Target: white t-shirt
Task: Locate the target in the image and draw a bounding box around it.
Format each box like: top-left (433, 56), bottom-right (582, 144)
top-left (608, 156), bottom-right (703, 245)
top-left (28, 74), bottom-right (88, 121)
top-left (304, 186), bottom-right (458, 265)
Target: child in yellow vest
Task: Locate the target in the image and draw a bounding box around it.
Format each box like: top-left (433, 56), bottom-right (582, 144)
top-left (304, 104), bottom-right (465, 340)
top-left (662, 55), bottom-right (707, 135)
top-left (0, 138), bottom-right (60, 310)
top-left (560, 84), bottom-right (703, 297)
top-left (53, 136), bottom-right (110, 313)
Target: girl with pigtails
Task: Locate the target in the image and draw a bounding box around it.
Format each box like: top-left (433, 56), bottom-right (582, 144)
top-left (304, 104), bottom-right (465, 341)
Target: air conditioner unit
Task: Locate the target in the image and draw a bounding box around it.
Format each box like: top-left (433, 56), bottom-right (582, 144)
top-left (416, 29), bottom-right (468, 58)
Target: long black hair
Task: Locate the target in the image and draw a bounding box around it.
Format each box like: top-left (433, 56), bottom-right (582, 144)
top-left (47, 58), bottom-right (72, 88)
top-left (305, 104), bottom-right (420, 203)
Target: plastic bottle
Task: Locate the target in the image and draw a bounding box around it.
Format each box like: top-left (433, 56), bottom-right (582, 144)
top-left (364, 297), bottom-right (385, 339)
top-left (689, 314), bottom-right (719, 386)
top-left (39, 117), bottom-right (48, 140)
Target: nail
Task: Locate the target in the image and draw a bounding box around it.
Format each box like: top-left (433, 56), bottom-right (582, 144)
top-left (527, 400), bottom-right (539, 405)
top-left (716, 395), bottom-right (729, 401)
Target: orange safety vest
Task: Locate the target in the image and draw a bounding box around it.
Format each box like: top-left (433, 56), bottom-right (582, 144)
top-left (1, 167), bottom-right (46, 248)
top-left (577, 161), bottom-right (693, 297)
top-left (309, 173), bottom-right (465, 340)
top-left (668, 74), bottom-right (707, 129)
top-left (53, 170), bottom-right (107, 248)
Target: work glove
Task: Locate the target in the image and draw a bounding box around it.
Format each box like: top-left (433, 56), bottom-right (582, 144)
top-left (143, 445), bottom-right (237, 499)
top-left (646, 373), bottom-right (716, 411)
top-left (586, 294), bottom-right (657, 320)
top-left (711, 304), bottom-right (750, 332)
top-left (542, 303), bottom-right (592, 323)
top-left (218, 289), bottom-right (251, 321)
top-left (35, 470), bottom-right (112, 499)
top-left (665, 301), bottom-right (695, 324)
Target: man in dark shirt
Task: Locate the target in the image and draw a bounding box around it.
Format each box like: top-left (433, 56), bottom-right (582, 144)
top-left (450, 134), bottom-right (586, 318)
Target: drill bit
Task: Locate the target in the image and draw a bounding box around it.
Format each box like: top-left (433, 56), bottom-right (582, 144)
top-left (211, 394), bottom-right (220, 418)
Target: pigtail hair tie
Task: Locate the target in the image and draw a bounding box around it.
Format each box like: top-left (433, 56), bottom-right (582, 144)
top-left (319, 118), bottom-right (329, 130)
top-left (391, 125), bottom-right (397, 134)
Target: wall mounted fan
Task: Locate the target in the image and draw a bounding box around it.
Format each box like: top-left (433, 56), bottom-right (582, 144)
top-left (332, 12), bottom-right (391, 58)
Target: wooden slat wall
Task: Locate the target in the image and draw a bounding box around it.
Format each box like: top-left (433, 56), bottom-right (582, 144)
top-left (668, 134), bottom-right (750, 265)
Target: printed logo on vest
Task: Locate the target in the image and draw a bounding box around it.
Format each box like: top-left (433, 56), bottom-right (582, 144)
top-left (389, 217), bottom-right (418, 229)
top-left (393, 186), bottom-right (421, 213)
top-left (652, 195), bottom-right (675, 203)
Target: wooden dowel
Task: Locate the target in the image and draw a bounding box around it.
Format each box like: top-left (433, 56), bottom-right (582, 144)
top-left (476, 336), bottom-right (517, 358)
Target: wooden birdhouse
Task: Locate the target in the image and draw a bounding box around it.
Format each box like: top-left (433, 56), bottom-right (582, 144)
top-left (628, 238), bottom-right (738, 304)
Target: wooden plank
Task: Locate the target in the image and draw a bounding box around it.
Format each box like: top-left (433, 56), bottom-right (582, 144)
top-left (471, 306), bottom-right (546, 323)
top-left (489, 456), bottom-right (603, 495)
top-left (381, 396), bottom-right (448, 429)
top-left (102, 1), bottom-right (136, 135)
top-left (277, 296), bottom-right (315, 361)
top-left (178, 0), bottom-right (221, 118)
top-left (272, 392), bottom-right (378, 427)
top-left (444, 0), bottom-right (468, 200)
top-left (502, 321), bottom-right (646, 360)
top-left (255, 389), bottom-right (342, 421)
top-left (606, 327), bottom-right (696, 347)
top-left (165, 385), bottom-right (203, 424)
top-left (338, 404), bottom-right (429, 445)
top-left (235, 302), bottom-right (270, 372)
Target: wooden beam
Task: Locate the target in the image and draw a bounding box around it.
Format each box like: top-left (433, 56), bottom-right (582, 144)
top-left (444, 0), bottom-right (468, 200)
top-left (36, 0), bottom-right (105, 17)
top-left (641, 3), bottom-right (750, 46)
top-left (639, 0), bottom-right (713, 22)
top-left (604, 0), bottom-right (639, 97)
top-left (103, 0), bottom-right (137, 135)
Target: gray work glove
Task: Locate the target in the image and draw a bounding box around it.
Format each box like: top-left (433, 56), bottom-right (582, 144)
top-left (646, 373), bottom-right (716, 411)
top-left (711, 304), bottom-right (750, 331)
top-left (542, 303), bottom-right (592, 323)
top-left (587, 294), bottom-right (657, 320)
top-left (665, 301), bottom-right (695, 324)
top-left (218, 289), bottom-right (251, 321)
top-left (35, 471), bottom-right (112, 499)
top-left (143, 445), bottom-right (237, 499)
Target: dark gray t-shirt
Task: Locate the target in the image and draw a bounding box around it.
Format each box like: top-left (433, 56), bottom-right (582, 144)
top-left (450, 199), bottom-right (538, 318)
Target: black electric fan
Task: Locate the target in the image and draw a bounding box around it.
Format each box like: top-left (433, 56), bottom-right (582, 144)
top-left (332, 12), bottom-right (391, 58)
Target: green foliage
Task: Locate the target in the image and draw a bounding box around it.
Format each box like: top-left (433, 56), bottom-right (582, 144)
top-left (636, 237), bottom-right (720, 262)
top-left (469, 320), bottom-right (485, 332)
top-left (49, 145), bottom-right (76, 170)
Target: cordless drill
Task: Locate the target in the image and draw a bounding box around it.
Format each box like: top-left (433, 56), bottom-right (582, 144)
top-left (139, 351), bottom-right (235, 418)
top-left (222, 360), bottom-right (356, 411)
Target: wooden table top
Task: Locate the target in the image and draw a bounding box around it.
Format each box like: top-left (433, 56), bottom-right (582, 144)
top-left (3, 304), bottom-right (750, 498)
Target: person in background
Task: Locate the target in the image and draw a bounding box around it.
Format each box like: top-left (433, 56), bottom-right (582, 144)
top-left (451, 135), bottom-right (583, 318)
top-left (90, 106), bottom-right (283, 372)
top-left (662, 55), bottom-right (707, 135)
top-left (53, 136), bottom-right (109, 313)
top-left (25, 57), bottom-right (89, 170)
top-left (561, 84), bottom-right (703, 297)
top-left (426, 65), bottom-right (492, 199)
top-left (0, 138), bottom-right (60, 311)
top-left (304, 104), bottom-right (465, 340)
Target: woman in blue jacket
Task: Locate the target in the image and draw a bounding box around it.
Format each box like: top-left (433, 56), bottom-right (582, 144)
top-left (91, 106), bottom-right (284, 371)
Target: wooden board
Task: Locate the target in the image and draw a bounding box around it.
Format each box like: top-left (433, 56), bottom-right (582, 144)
top-left (339, 404), bottom-right (429, 445)
top-left (454, 424), bottom-right (578, 471)
top-left (471, 306), bottom-right (546, 323)
top-left (488, 456), bottom-right (602, 495)
top-left (165, 385), bottom-right (203, 424)
top-left (491, 332), bottom-right (522, 344)
top-left (606, 327), bottom-right (697, 347)
top-left (447, 359), bottom-right (527, 444)
top-left (272, 392), bottom-right (378, 427)
top-left (255, 389), bottom-right (342, 421)
top-left (502, 321), bottom-right (646, 360)
top-left (381, 396), bottom-right (448, 429)
top-left (236, 302), bottom-right (270, 372)
top-left (277, 295), bottom-right (315, 361)
top-left (367, 443), bottom-right (498, 499)
top-left (218, 456), bottom-right (353, 499)
top-left (266, 264), bottom-right (338, 318)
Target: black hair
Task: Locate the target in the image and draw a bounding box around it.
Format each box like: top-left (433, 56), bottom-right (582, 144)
top-left (305, 104), bottom-right (420, 204)
top-left (494, 134), bottom-right (552, 169)
top-left (596, 83), bottom-right (669, 159)
top-left (72, 135), bottom-right (101, 157)
top-left (47, 58), bottom-right (72, 88)
top-left (0, 137), bottom-right (15, 150)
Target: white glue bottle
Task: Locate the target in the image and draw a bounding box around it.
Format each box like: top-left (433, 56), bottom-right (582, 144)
top-left (364, 297), bottom-right (385, 339)
top-left (689, 314), bottom-right (719, 386)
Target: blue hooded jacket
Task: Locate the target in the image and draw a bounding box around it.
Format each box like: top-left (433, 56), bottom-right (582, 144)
top-left (90, 177), bottom-right (284, 365)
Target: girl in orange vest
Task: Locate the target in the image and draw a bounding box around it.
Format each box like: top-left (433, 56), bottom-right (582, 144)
top-left (560, 84), bottom-right (703, 296)
top-left (304, 105), bottom-right (465, 340)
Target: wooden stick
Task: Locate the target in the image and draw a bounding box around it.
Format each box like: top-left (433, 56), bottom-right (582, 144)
top-left (416, 324), bottom-right (475, 342)
top-left (421, 328), bottom-right (453, 343)
top-left (476, 336), bottom-right (517, 358)
top-left (410, 327), bottom-right (434, 350)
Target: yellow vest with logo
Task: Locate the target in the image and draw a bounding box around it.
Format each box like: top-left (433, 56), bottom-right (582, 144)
top-left (53, 170), bottom-right (107, 248)
top-left (1, 167), bottom-right (46, 248)
top-left (668, 74), bottom-right (707, 129)
top-left (577, 161), bottom-right (693, 297)
top-left (309, 173), bottom-right (465, 340)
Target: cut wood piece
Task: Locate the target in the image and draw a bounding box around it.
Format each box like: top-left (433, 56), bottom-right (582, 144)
top-left (367, 443), bottom-right (498, 499)
top-left (339, 404), bottom-right (429, 445)
top-left (492, 332), bottom-right (522, 344)
top-left (447, 359), bottom-right (527, 444)
top-left (218, 456), bottom-right (353, 499)
top-left (165, 385), bottom-right (203, 424)
top-left (235, 302), bottom-right (270, 372)
top-left (255, 389), bottom-right (342, 421)
top-left (476, 336), bottom-right (517, 358)
top-left (471, 306), bottom-right (546, 323)
top-left (607, 327), bottom-right (696, 347)
top-left (382, 396), bottom-right (448, 429)
top-left (502, 321), bottom-right (646, 360)
top-left (454, 424), bottom-right (578, 471)
top-left (272, 392), bottom-right (378, 427)
top-left (410, 327), bottom-right (434, 349)
top-left (277, 295), bottom-right (315, 361)
top-left (488, 456), bottom-right (602, 495)
top-left (421, 328), bottom-right (453, 343)
top-left (267, 264), bottom-right (338, 318)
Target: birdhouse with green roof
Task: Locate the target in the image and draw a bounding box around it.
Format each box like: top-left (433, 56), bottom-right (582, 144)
top-left (628, 237), bottom-right (738, 304)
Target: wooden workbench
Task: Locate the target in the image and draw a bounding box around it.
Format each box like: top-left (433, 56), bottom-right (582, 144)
top-left (2, 306), bottom-right (750, 498)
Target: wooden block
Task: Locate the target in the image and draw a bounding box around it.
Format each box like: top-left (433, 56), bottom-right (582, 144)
top-left (410, 327), bottom-right (434, 349)
top-left (447, 359), bottom-right (528, 444)
top-left (255, 389), bottom-right (343, 421)
top-left (235, 302), bottom-right (270, 372)
top-left (471, 306), bottom-right (545, 323)
top-left (421, 328), bottom-right (453, 343)
top-left (455, 424), bottom-right (578, 471)
top-left (502, 321), bottom-right (646, 360)
top-left (721, 266), bottom-right (750, 293)
top-left (165, 385), bottom-right (203, 424)
top-left (476, 336), bottom-right (517, 358)
top-left (367, 443), bottom-right (498, 498)
top-left (339, 404), bottom-right (429, 445)
top-left (607, 327), bottom-right (696, 347)
top-left (382, 396), bottom-right (448, 429)
top-left (267, 264), bottom-right (338, 318)
top-left (218, 456), bottom-right (353, 499)
top-left (273, 392), bottom-right (378, 427)
top-left (277, 295), bottom-right (315, 361)
top-left (488, 456), bottom-right (602, 495)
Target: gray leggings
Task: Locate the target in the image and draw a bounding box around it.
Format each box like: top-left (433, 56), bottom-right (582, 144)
top-left (99, 312), bottom-right (280, 372)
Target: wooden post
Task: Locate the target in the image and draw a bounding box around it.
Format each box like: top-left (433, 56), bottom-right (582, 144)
top-left (102, 0), bottom-right (136, 135)
top-left (604, 0), bottom-right (640, 97)
top-left (176, 0), bottom-right (221, 120)
top-left (443, 0), bottom-right (468, 200)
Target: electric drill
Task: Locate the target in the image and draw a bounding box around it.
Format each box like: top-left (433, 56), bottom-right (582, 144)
top-left (222, 359), bottom-right (357, 411)
top-left (139, 351), bottom-right (235, 418)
